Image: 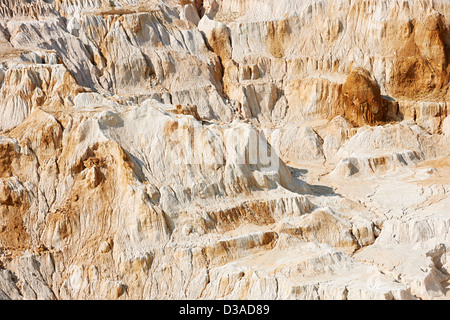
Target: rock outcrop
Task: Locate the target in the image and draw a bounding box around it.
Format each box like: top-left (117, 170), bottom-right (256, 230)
top-left (0, 0), bottom-right (449, 300)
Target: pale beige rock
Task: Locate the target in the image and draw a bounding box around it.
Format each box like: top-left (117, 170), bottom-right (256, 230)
top-left (443, 116), bottom-right (450, 137)
top-left (0, 0), bottom-right (449, 301)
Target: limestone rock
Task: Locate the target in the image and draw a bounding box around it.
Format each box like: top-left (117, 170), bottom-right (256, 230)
top-left (0, 0), bottom-right (449, 301)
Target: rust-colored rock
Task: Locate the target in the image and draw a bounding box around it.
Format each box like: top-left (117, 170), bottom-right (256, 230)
top-left (390, 14), bottom-right (450, 100)
top-left (170, 104), bottom-right (202, 121)
top-left (338, 68), bottom-right (387, 126)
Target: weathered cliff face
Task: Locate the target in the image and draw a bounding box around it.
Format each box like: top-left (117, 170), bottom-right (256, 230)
top-left (0, 0), bottom-right (449, 300)
top-left (206, 0), bottom-right (450, 127)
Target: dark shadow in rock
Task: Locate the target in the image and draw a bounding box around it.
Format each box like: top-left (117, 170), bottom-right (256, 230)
top-left (308, 184), bottom-right (341, 197)
top-left (286, 165), bottom-right (340, 197)
top-left (287, 166), bottom-right (308, 179)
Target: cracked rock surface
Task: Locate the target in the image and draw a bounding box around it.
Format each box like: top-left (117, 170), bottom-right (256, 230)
top-left (0, 0), bottom-right (449, 300)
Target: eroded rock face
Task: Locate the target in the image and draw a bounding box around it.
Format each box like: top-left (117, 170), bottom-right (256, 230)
top-left (340, 68), bottom-right (387, 126)
top-left (390, 13), bottom-right (450, 100)
top-left (0, 0), bottom-right (449, 300)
